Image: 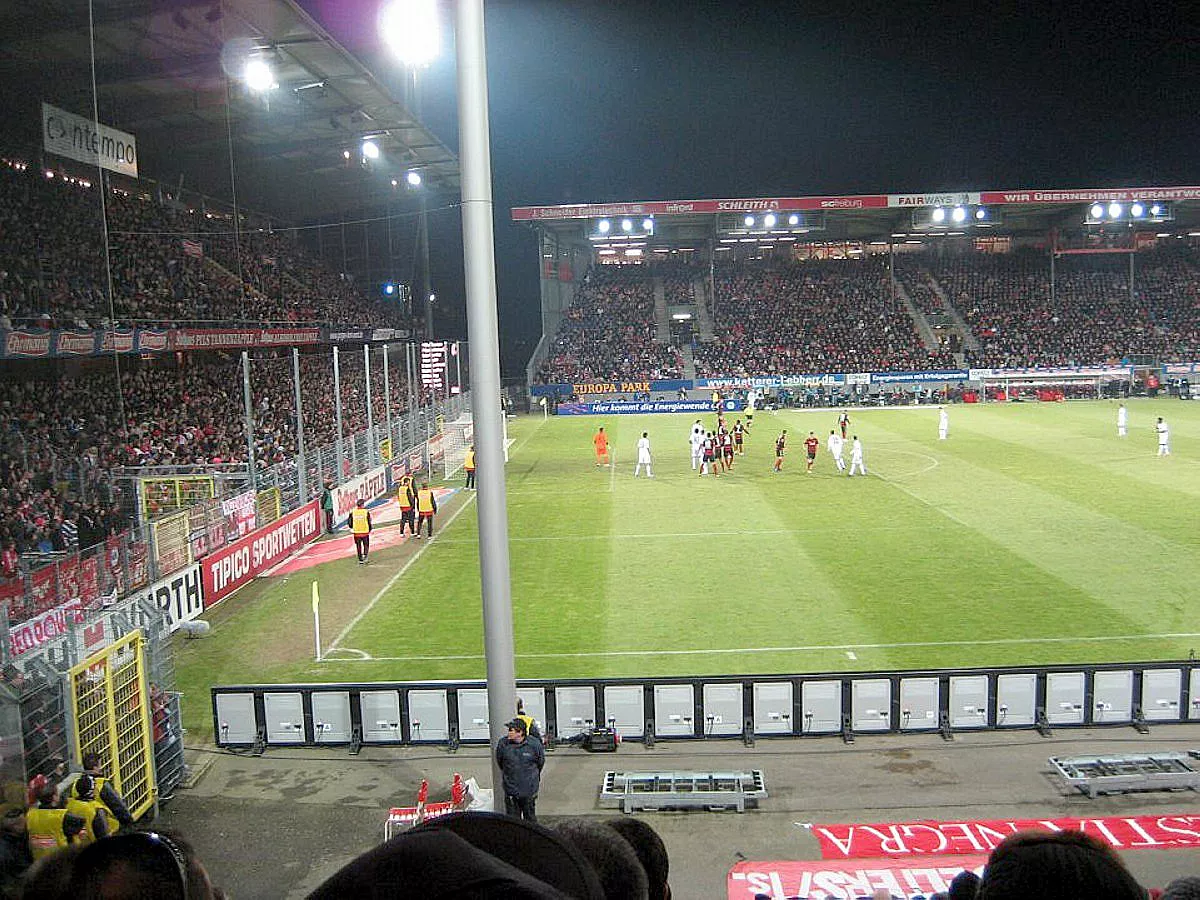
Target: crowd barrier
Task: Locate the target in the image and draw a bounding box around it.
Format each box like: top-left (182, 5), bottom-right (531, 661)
top-left (211, 660), bottom-right (1200, 750)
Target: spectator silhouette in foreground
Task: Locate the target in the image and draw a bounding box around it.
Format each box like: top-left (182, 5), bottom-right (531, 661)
top-left (552, 818), bottom-right (649, 900)
top-left (976, 829), bottom-right (1145, 900)
top-left (604, 816), bottom-right (671, 900)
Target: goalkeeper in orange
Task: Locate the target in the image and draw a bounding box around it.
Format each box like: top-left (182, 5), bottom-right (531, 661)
top-left (593, 426), bottom-right (611, 467)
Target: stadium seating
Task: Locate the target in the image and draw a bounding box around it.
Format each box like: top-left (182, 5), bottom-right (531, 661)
top-left (536, 266), bottom-right (683, 383)
top-left (695, 258), bottom-right (955, 377)
top-left (0, 159), bottom-right (412, 330)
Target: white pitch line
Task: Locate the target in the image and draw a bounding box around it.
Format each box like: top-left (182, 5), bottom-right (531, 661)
top-left (325, 492), bottom-right (477, 653)
top-left (317, 631), bottom-right (1200, 663)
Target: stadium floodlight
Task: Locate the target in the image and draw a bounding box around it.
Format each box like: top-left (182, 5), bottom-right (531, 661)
top-left (642, 218), bottom-right (653, 231)
top-left (951, 206), bottom-right (967, 223)
top-left (1108, 202), bottom-right (1123, 218)
top-left (380, 0), bottom-right (440, 67)
top-left (621, 218), bottom-right (633, 232)
top-left (744, 215), bottom-right (755, 227)
top-left (362, 139), bottom-right (381, 160)
top-left (244, 58), bottom-right (276, 92)
top-left (1130, 203), bottom-right (1145, 217)
top-left (763, 213), bottom-right (777, 228)
top-left (383, 282), bottom-right (396, 296)
top-left (407, 170), bottom-right (423, 187)
top-left (598, 219), bottom-right (611, 233)
top-left (343, 149), bottom-right (351, 160)
top-left (1090, 203), bottom-right (1104, 219)
top-left (975, 208), bottom-right (987, 220)
top-left (391, 178), bottom-right (399, 187)
top-left (931, 207), bottom-right (946, 223)
top-left (788, 214), bottom-right (800, 226)
top-left (1151, 204), bottom-right (1163, 216)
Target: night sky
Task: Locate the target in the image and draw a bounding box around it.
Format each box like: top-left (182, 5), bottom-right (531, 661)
top-left (301, 0), bottom-right (1199, 373)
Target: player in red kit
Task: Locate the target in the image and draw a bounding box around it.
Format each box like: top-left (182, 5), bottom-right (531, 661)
top-left (732, 419), bottom-right (745, 455)
top-left (804, 431), bottom-right (819, 473)
top-left (721, 429), bottom-right (735, 470)
top-left (838, 412), bottom-right (850, 440)
top-left (773, 430), bottom-right (787, 473)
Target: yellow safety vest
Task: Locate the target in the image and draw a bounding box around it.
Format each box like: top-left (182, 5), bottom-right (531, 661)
top-left (398, 483), bottom-right (413, 508)
top-left (350, 507), bottom-right (370, 535)
top-left (465, 450), bottom-right (476, 471)
top-left (70, 775), bottom-right (121, 834)
top-left (26, 807), bottom-right (70, 859)
top-left (417, 489), bottom-right (435, 514)
top-left (65, 798), bottom-right (107, 844)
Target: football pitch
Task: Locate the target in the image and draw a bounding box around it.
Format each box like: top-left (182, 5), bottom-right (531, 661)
top-left (175, 398), bottom-right (1200, 738)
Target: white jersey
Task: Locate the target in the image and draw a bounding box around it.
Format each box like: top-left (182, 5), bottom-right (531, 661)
top-left (851, 439), bottom-right (864, 461)
top-left (1157, 421), bottom-right (1169, 445)
top-left (1118, 406), bottom-right (1128, 428)
top-left (637, 436), bottom-right (652, 463)
top-left (939, 410), bottom-right (949, 430)
top-left (827, 433), bottom-right (843, 457)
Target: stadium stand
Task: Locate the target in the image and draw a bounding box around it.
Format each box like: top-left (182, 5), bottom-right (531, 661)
top-left (695, 258), bottom-right (956, 377)
top-left (536, 266), bottom-right (684, 383)
top-left (0, 158), bottom-right (413, 330)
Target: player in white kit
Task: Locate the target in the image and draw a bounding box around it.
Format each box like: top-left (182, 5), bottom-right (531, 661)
top-left (826, 429), bottom-right (845, 472)
top-left (1117, 403), bottom-right (1127, 438)
top-left (848, 435), bottom-right (867, 476)
top-left (938, 408), bottom-right (949, 440)
top-left (634, 432), bottom-right (654, 477)
top-left (1156, 417), bottom-right (1170, 456)
top-left (689, 420), bottom-right (704, 470)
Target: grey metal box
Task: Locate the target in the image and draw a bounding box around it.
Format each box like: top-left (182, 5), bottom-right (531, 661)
top-left (851, 678), bottom-right (891, 732)
top-left (996, 673), bottom-right (1037, 727)
top-left (264, 692), bottom-right (305, 744)
top-left (1046, 672), bottom-right (1086, 725)
top-left (949, 675), bottom-right (990, 728)
top-left (311, 691), bottom-right (352, 743)
top-left (555, 686), bottom-right (597, 738)
top-left (899, 677), bottom-right (940, 731)
top-left (407, 689), bottom-right (449, 741)
top-left (457, 688), bottom-right (490, 742)
top-left (360, 690), bottom-right (402, 743)
top-left (653, 684), bottom-right (696, 737)
top-left (215, 693), bottom-right (257, 745)
top-left (603, 685), bottom-right (645, 738)
top-left (754, 681), bottom-right (794, 735)
top-left (701, 683), bottom-right (743, 737)
top-left (1141, 669), bottom-right (1182, 721)
top-left (1091, 671), bottom-right (1133, 724)
top-left (800, 681), bottom-right (839, 734)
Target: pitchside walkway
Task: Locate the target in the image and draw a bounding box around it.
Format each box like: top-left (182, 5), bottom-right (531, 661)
top-left (161, 724), bottom-right (1200, 898)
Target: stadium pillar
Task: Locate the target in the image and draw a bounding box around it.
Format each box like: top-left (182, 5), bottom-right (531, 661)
top-left (293, 347), bottom-right (307, 502)
top-left (405, 342), bottom-right (416, 445)
top-left (383, 344), bottom-right (393, 450)
top-left (1049, 240), bottom-right (1057, 306)
top-left (364, 344), bottom-right (376, 466)
top-left (1129, 251), bottom-right (1135, 306)
top-left (241, 352), bottom-right (257, 489)
top-left (333, 346), bottom-right (345, 479)
top-left (456, 0), bottom-right (517, 793)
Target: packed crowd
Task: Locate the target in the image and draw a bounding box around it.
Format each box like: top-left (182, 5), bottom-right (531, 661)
top-left (536, 267), bottom-right (683, 382)
top-left (696, 258), bottom-right (956, 376)
top-left (0, 159), bottom-right (411, 330)
top-left (0, 350), bottom-right (411, 559)
top-left (894, 258), bottom-right (951, 317)
top-left (926, 245), bottom-right (1200, 368)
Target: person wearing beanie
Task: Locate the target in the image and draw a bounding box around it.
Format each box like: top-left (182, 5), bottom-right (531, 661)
top-left (495, 717), bottom-right (544, 822)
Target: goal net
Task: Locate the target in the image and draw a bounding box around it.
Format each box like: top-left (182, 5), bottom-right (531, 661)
top-left (442, 416), bottom-right (475, 480)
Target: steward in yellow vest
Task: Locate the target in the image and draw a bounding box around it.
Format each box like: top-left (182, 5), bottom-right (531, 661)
top-left (73, 752), bottom-right (135, 830)
top-left (464, 447), bottom-right (476, 490)
top-left (349, 499), bottom-right (372, 564)
top-left (64, 774), bottom-right (110, 845)
top-left (415, 484), bottom-right (437, 539)
top-left (26, 783), bottom-right (84, 861)
top-left (397, 477), bottom-right (417, 536)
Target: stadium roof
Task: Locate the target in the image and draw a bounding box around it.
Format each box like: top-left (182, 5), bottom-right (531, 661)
top-left (512, 186), bottom-right (1200, 244)
top-left (0, 0), bottom-right (459, 220)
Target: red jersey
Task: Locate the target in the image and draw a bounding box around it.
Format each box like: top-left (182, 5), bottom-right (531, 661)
top-left (805, 436), bottom-right (819, 457)
top-left (703, 438), bottom-right (715, 457)
top-left (721, 433), bottom-right (734, 453)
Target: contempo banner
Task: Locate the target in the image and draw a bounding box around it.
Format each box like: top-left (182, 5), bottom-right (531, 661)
top-left (201, 500), bottom-right (321, 607)
top-left (556, 399), bottom-right (740, 416)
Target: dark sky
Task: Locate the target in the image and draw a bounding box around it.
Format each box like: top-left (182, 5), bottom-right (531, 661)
top-left (300, 0), bottom-right (1199, 373)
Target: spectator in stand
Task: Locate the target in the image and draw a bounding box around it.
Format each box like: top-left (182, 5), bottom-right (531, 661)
top-left (976, 829), bottom-right (1145, 900)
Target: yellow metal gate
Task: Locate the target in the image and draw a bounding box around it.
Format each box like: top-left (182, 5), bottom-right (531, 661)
top-left (68, 629), bottom-right (157, 821)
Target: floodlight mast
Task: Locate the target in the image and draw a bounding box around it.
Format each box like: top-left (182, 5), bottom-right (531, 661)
top-left (381, 0), bottom-right (440, 339)
top-left (455, 0), bottom-right (517, 796)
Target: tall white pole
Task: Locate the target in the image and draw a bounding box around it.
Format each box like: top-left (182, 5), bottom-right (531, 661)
top-left (456, 0), bottom-right (516, 794)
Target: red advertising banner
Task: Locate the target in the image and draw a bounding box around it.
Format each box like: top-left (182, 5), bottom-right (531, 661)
top-left (812, 814), bottom-right (1200, 860)
top-left (78, 555), bottom-right (100, 605)
top-left (4, 330), bottom-right (52, 358)
top-left (57, 557), bottom-right (79, 602)
top-left (980, 186), bottom-right (1200, 205)
top-left (9, 597), bottom-right (84, 657)
top-left (511, 194), bottom-right (889, 221)
top-left (105, 536), bottom-right (125, 595)
top-left (728, 855), bottom-right (985, 900)
top-left (127, 540), bottom-right (149, 589)
top-left (201, 500), bottom-right (321, 607)
top-left (28, 567), bottom-right (57, 616)
top-left (99, 329), bottom-right (136, 353)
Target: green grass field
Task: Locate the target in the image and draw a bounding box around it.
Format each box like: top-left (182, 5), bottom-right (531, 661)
top-left (175, 398), bottom-right (1200, 739)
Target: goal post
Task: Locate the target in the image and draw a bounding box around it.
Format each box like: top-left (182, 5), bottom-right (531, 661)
top-left (441, 416), bottom-right (475, 480)
top-left (971, 366), bottom-right (1133, 402)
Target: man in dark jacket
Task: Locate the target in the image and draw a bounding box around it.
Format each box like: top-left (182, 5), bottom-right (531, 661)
top-left (495, 718), bottom-right (544, 822)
